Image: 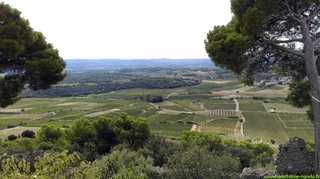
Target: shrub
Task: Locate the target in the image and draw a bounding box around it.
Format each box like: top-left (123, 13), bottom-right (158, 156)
top-left (166, 146), bottom-right (240, 179)
top-left (142, 135), bottom-right (181, 167)
top-left (94, 118), bottom-right (118, 154)
top-left (7, 135), bottom-right (18, 141)
top-left (111, 114), bottom-right (150, 149)
top-left (66, 119), bottom-right (96, 147)
top-left (181, 132), bottom-right (227, 156)
top-left (37, 125), bottom-right (64, 142)
top-left (21, 130), bottom-right (35, 138)
top-left (91, 149), bottom-right (157, 178)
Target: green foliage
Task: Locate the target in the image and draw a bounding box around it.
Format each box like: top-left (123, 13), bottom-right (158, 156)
top-left (111, 114), bottom-right (150, 149)
top-left (181, 132), bottom-right (274, 169)
top-left (287, 81), bottom-right (311, 108)
top-left (66, 119), bottom-right (97, 160)
top-left (90, 149), bottom-right (156, 179)
top-left (223, 140), bottom-right (274, 168)
top-left (0, 3), bottom-right (65, 107)
top-left (0, 151), bottom-right (83, 179)
top-left (35, 151), bottom-right (81, 177)
top-left (0, 156), bottom-right (32, 178)
top-left (206, 0), bottom-right (320, 112)
top-left (166, 146), bottom-right (240, 179)
top-left (37, 125), bottom-right (64, 142)
top-left (0, 75), bottom-right (24, 107)
top-left (1, 138), bottom-right (36, 153)
top-left (64, 115), bottom-right (150, 160)
top-left (205, 20), bottom-right (251, 75)
top-left (37, 125), bottom-right (66, 150)
top-left (142, 135), bottom-right (180, 167)
top-left (94, 118), bottom-right (118, 154)
top-left (181, 131), bottom-right (224, 152)
top-left (67, 119), bottom-right (96, 147)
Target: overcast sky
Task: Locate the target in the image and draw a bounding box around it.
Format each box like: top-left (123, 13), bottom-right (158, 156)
top-left (1, 0), bottom-right (232, 59)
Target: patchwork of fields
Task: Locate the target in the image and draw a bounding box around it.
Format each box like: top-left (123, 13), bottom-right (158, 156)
top-left (0, 80), bottom-right (314, 144)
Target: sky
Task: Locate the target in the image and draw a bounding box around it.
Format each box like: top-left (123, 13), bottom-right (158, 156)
top-left (1, 0), bottom-right (232, 59)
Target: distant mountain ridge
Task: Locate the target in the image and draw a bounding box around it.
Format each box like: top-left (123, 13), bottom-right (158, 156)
top-left (65, 59), bottom-right (215, 72)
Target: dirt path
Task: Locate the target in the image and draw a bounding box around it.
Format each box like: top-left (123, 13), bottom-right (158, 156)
top-left (233, 99), bottom-right (246, 140)
top-left (233, 98), bottom-right (239, 112)
top-left (85, 109), bottom-right (120, 118)
top-left (158, 109), bottom-right (193, 115)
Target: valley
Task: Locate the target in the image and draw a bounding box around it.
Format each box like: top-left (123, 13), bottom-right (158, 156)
top-left (0, 78), bottom-right (313, 144)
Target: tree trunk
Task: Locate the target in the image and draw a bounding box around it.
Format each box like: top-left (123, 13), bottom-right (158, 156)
top-left (311, 93), bottom-right (320, 174)
top-left (303, 35), bottom-right (320, 174)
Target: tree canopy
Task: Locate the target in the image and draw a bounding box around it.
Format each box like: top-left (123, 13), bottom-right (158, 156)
top-left (206, 0), bottom-right (320, 82)
top-left (205, 0), bottom-right (320, 173)
top-left (0, 3), bottom-right (65, 107)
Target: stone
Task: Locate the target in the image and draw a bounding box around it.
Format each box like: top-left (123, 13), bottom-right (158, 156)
top-left (275, 137), bottom-right (314, 175)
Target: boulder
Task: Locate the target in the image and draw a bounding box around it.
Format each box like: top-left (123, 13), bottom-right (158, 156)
top-left (275, 137), bottom-right (314, 175)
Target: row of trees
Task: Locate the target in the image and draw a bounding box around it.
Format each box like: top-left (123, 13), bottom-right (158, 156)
top-left (27, 77), bottom-right (200, 97)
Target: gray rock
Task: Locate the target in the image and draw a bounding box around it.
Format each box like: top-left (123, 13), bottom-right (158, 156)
top-left (275, 137), bottom-right (314, 175)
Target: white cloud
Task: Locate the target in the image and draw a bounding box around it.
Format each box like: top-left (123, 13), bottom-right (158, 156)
top-left (1, 0), bottom-right (232, 59)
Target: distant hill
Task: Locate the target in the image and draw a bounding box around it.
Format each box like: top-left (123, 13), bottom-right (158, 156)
top-left (65, 59), bottom-right (215, 72)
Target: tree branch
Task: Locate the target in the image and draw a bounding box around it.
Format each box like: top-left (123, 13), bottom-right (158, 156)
top-left (273, 38), bottom-right (303, 43)
top-left (314, 38), bottom-right (320, 46)
top-left (283, 0), bottom-right (303, 23)
top-left (263, 39), bottom-right (305, 57)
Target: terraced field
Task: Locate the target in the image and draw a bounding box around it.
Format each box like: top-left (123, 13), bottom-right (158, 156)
top-left (241, 103), bottom-right (313, 143)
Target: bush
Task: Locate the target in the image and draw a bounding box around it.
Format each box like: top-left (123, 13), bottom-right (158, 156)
top-left (111, 114), bottom-right (150, 149)
top-left (7, 134), bottom-right (18, 141)
top-left (94, 118), bottom-right (118, 154)
top-left (91, 149), bottom-right (157, 178)
top-left (66, 119), bottom-right (96, 147)
top-left (21, 130), bottom-right (35, 138)
top-left (166, 146), bottom-right (240, 179)
top-left (142, 135), bottom-right (181, 167)
top-left (37, 125), bottom-right (64, 142)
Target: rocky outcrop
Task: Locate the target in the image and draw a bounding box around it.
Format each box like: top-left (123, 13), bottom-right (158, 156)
top-left (275, 137), bottom-right (314, 175)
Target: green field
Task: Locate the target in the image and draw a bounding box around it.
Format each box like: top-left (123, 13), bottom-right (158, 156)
top-left (0, 80), bottom-right (315, 144)
top-left (201, 118), bottom-right (238, 139)
top-left (239, 100), bottom-right (266, 112)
